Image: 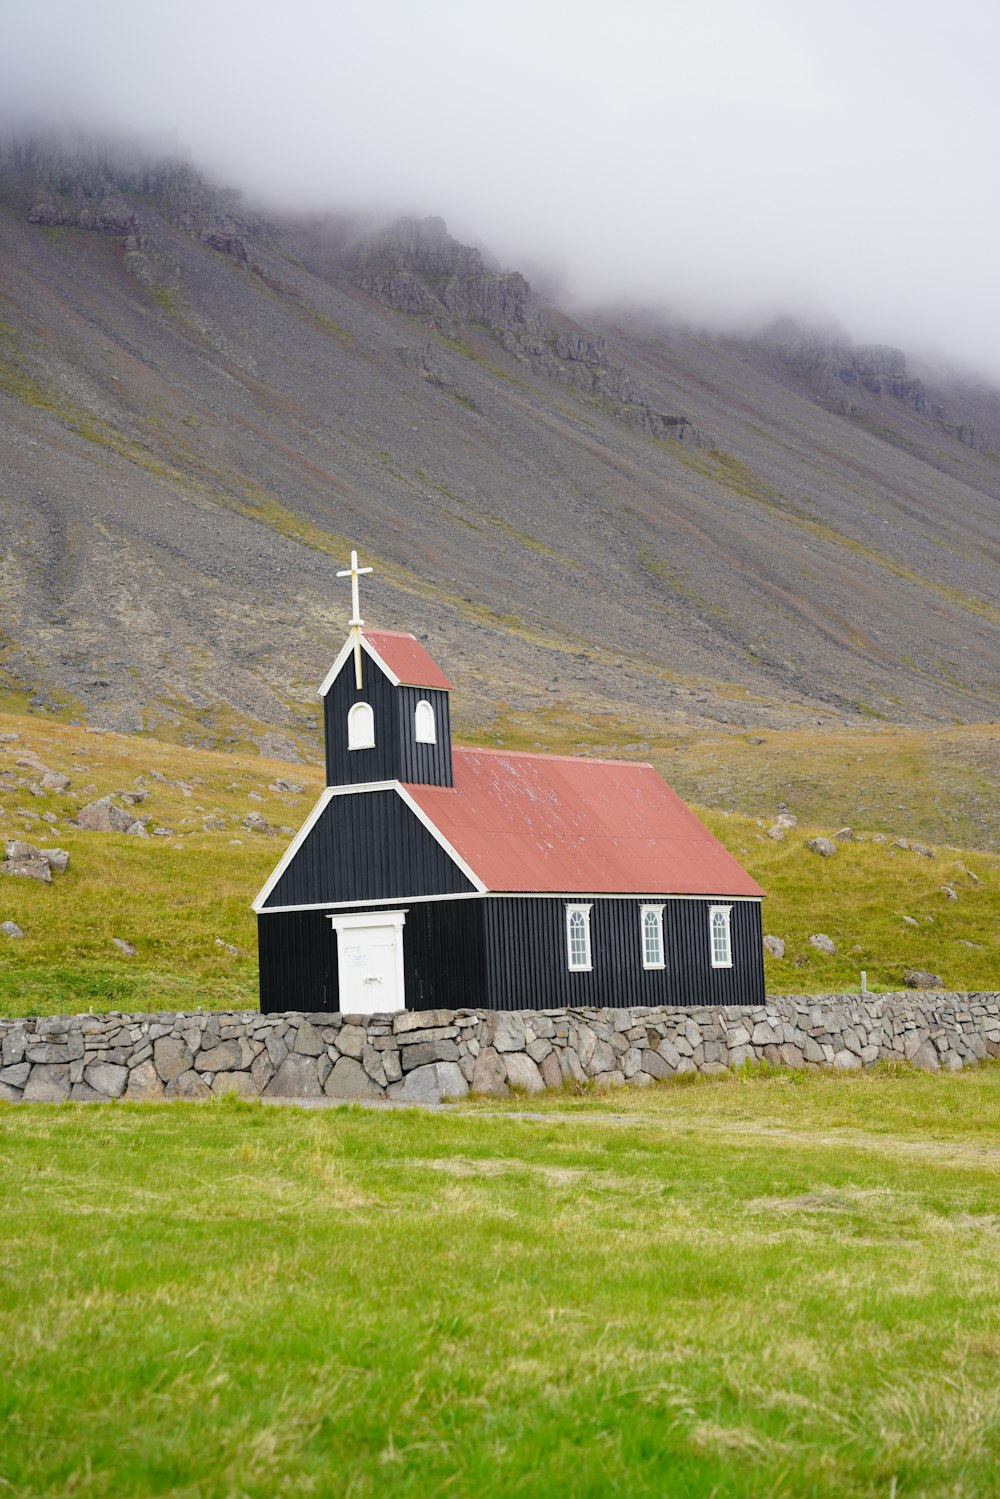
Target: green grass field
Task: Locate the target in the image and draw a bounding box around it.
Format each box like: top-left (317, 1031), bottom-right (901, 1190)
top-left (2, 1068), bottom-right (1000, 1496)
top-left (1, 709), bottom-right (997, 1015)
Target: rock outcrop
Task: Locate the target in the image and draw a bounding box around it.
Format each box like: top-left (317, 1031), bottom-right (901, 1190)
top-left (761, 324), bottom-right (984, 449)
top-left (0, 135), bottom-right (263, 274)
top-left (348, 215), bottom-right (713, 445)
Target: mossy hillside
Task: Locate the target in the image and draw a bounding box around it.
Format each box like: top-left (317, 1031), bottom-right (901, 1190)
top-left (1, 709), bottom-right (996, 1016)
top-left (4, 179), bottom-right (1000, 752)
top-left (665, 441), bottom-right (1000, 639)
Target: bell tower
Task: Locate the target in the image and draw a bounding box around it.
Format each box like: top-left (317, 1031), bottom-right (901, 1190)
top-left (317, 550), bottom-right (454, 790)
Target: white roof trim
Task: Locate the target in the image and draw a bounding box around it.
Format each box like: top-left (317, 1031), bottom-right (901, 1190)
top-left (258, 887), bottom-right (763, 915)
top-left (317, 635), bottom-right (400, 697)
top-left (395, 784), bottom-right (488, 893)
top-left (252, 780), bottom-right (486, 912)
top-left (260, 892), bottom-right (486, 914)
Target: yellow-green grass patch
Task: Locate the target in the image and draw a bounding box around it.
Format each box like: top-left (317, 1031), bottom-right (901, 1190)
top-left (1, 710), bottom-right (996, 1015)
top-left (2, 1068), bottom-right (1000, 1495)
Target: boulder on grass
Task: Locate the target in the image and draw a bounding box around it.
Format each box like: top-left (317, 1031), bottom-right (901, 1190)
top-left (762, 935), bottom-right (785, 959)
top-left (809, 933), bottom-right (836, 955)
top-left (806, 837), bottom-right (837, 858)
top-left (903, 969), bottom-right (943, 990)
top-left (74, 795), bottom-right (147, 836)
top-left (6, 839), bottom-right (39, 860)
top-left (1, 849), bottom-right (51, 882)
top-left (242, 811), bottom-right (272, 834)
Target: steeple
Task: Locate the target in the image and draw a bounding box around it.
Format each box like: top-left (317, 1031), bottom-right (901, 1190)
top-left (317, 552), bottom-right (454, 790)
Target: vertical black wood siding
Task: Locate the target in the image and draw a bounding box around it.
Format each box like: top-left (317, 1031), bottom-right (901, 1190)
top-left (258, 910), bottom-right (338, 1014)
top-left (323, 655), bottom-right (452, 788)
top-left (397, 686), bottom-right (453, 786)
top-left (262, 789), bottom-right (475, 908)
top-left (258, 894), bottom-right (763, 1014)
top-left (403, 900), bottom-right (488, 1011)
top-left (482, 896), bottom-right (764, 1010)
top-left (258, 901), bottom-right (487, 1014)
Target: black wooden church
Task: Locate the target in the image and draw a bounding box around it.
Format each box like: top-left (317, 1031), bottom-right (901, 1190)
top-left (255, 553), bottom-right (765, 1014)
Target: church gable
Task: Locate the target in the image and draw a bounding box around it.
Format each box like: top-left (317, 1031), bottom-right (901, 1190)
top-left (255, 787), bottom-right (478, 912)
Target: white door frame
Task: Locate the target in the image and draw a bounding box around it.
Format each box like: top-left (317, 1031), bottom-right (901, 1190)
top-left (327, 909), bottom-right (407, 1013)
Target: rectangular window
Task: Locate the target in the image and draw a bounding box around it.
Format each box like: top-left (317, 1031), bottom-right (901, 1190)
top-left (710, 905), bottom-right (733, 968)
top-left (641, 904), bottom-right (665, 969)
top-left (565, 904), bottom-right (592, 971)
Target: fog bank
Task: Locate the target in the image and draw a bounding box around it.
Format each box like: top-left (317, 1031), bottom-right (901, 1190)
top-left (4, 0), bottom-right (1000, 377)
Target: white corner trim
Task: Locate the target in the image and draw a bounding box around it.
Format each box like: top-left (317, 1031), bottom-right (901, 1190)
top-left (317, 635), bottom-right (400, 697)
top-left (394, 784), bottom-right (488, 893)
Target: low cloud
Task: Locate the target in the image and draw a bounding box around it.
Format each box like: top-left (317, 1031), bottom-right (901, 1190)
top-left (4, 0), bottom-right (1000, 377)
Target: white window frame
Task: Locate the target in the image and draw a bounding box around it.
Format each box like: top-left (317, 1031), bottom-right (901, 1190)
top-left (641, 904), bottom-right (665, 970)
top-left (709, 905), bottom-right (733, 969)
top-left (347, 701), bottom-right (375, 751)
top-left (414, 699), bottom-right (436, 744)
top-left (565, 903), bottom-right (593, 972)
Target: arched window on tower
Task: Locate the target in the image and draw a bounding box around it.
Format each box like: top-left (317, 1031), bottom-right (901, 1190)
top-left (414, 699), bottom-right (436, 744)
top-left (347, 701), bottom-right (375, 751)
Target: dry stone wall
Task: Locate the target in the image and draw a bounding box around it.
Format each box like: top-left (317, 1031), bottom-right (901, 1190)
top-left (1, 994), bottom-right (998, 1105)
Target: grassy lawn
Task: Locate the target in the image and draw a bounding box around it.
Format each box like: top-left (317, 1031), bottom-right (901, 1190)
top-left (2, 1068), bottom-right (1000, 1496)
top-left (1, 710), bottom-right (998, 1015)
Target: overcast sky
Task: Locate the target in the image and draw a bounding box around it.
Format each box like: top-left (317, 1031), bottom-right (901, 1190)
top-left (3, 0), bottom-right (1000, 377)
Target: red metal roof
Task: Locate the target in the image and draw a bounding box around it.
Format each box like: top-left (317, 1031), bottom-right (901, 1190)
top-left (363, 630), bottom-right (453, 691)
top-left (405, 748), bottom-right (764, 897)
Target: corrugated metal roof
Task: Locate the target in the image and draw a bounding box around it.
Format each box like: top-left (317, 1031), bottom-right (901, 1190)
top-left (406, 748), bottom-right (764, 897)
top-left (364, 630), bottom-right (454, 691)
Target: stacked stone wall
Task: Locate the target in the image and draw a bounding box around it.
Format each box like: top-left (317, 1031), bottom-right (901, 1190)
top-left (1, 994), bottom-right (998, 1105)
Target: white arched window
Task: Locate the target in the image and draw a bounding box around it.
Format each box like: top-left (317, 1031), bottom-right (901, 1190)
top-left (565, 904), bottom-right (592, 971)
top-left (710, 905), bottom-right (733, 968)
top-left (414, 699), bottom-right (436, 744)
top-left (347, 701), bottom-right (375, 751)
top-left (641, 905), bottom-right (665, 969)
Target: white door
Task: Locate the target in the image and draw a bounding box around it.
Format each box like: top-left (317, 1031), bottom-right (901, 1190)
top-left (329, 911), bottom-right (406, 1015)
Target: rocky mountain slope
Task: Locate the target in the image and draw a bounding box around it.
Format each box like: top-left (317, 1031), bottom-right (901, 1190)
top-left (1, 136), bottom-right (998, 757)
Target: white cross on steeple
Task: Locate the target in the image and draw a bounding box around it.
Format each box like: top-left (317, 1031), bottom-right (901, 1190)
top-left (337, 548), bottom-right (373, 689)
